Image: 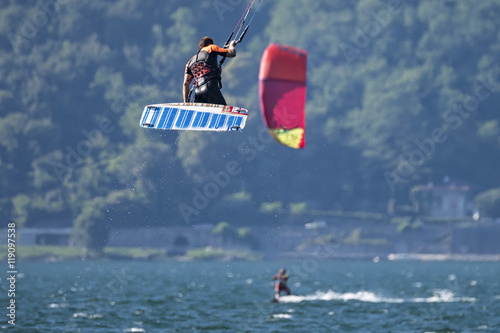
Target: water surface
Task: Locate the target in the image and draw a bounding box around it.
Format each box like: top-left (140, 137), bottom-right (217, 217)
top-left (2, 260), bottom-right (499, 332)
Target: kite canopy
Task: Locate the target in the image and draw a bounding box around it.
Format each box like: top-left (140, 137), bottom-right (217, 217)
top-left (259, 43), bottom-right (307, 149)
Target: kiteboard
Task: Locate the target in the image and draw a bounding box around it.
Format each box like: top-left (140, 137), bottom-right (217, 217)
top-left (139, 103), bottom-right (248, 132)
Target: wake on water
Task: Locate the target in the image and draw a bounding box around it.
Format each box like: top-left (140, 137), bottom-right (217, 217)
top-left (277, 289), bottom-right (476, 304)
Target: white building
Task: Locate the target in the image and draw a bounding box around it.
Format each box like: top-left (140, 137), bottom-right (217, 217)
top-left (411, 184), bottom-right (472, 218)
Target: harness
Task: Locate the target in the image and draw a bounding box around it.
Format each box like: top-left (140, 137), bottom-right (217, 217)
top-left (189, 49), bottom-right (221, 88)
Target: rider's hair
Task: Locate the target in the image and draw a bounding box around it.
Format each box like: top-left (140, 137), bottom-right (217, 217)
top-left (199, 36), bottom-right (214, 49)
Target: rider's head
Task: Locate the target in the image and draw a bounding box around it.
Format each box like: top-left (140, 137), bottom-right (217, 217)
top-left (199, 36), bottom-right (214, 49)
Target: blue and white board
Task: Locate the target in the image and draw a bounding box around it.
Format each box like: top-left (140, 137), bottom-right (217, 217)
top-left (139, 103), bottom-right (248, 132)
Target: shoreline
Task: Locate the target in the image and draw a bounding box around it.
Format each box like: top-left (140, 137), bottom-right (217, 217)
top-left (3, 245), bottom-right (500, 262)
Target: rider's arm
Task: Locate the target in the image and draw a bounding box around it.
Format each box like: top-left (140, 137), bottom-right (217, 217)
top-left (206, 43), bottom-right (236, 58)
top-left (183, 73), bottom-right (193, 103)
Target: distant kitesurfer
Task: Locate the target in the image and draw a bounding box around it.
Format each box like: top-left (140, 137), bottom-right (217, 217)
top-left (273, 268), bottom-right (291, 301)
top-left (183, 36), bottom-right (236, 105)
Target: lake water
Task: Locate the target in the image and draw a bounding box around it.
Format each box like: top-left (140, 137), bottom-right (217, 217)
top-left (2, 259), bottom-right (500, 332)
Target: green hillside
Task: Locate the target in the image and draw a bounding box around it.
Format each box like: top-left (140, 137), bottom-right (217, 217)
top-left (1, 1), bottom-right (499, 249)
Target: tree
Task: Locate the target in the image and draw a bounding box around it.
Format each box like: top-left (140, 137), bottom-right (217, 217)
top-left (2, 0), bottom-right (500, 231)
top-left (73, 197), bottom-right (110, 255)
top-left (475, 188), bottom-right (500, 219)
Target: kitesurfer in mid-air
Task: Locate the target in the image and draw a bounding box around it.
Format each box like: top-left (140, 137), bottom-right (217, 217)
top-left (273, 268), bottom-right (291, 301)
top-left (183, 36), bottom-right (236, 105)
